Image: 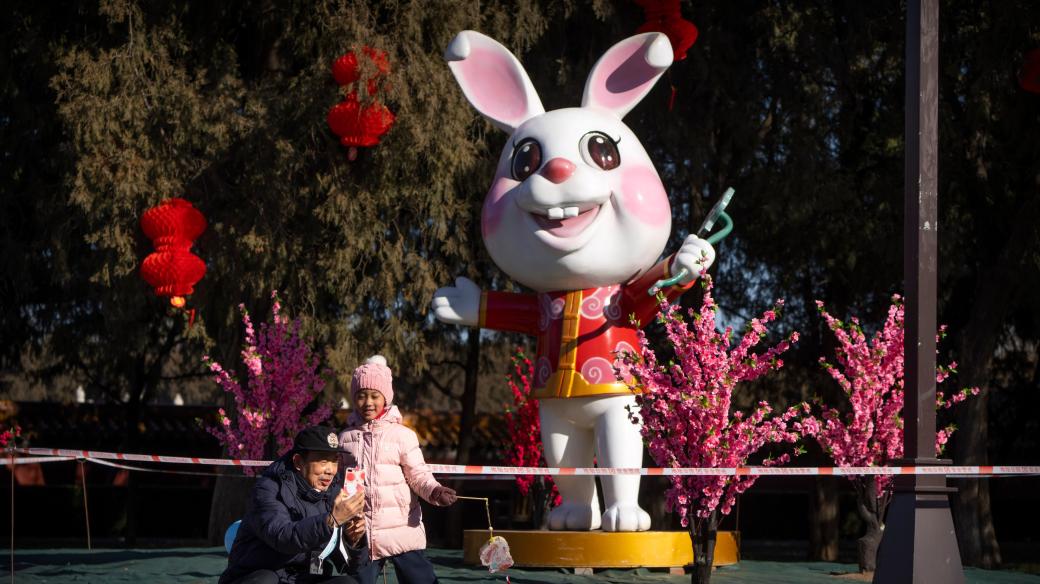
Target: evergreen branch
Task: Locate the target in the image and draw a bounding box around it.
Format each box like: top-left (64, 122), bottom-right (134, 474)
top-left (160, 371), bottom-right (210, 382)
top-left (423, 369), bottom-right (460, 401)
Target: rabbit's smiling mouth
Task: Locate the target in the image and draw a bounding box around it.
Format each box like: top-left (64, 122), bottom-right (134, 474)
top-left (530, 204), bottom-right (601, 238)
top-left (519, 194), bottom-right (613, 252)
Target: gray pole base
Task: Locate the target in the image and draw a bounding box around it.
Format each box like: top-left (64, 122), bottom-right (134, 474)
top-left (873, 468), bottom-right (964, 584)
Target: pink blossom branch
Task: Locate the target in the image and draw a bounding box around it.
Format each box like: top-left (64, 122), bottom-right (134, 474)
top-left (203, 291), bottom-right (333, 475)
top-left (803, 295), bottom-right (980, 495)
top-left (616, 276), bottom-right (804, 524)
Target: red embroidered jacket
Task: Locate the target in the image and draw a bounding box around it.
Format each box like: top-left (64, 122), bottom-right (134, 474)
top-left (479, 257), bottom-right (695, 399)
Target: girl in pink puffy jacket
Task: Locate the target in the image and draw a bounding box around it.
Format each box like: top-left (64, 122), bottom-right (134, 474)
top-left (338, 355), bottom-right (457, 584)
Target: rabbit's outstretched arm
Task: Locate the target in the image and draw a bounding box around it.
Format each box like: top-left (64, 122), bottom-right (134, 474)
top-left (431, 278), bottom-right (539, 335)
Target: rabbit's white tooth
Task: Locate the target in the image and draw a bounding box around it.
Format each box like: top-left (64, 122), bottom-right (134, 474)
top-left (547, 207), bottom-right (564, 220)
top-left (563, 207), bottom-right (579, 218)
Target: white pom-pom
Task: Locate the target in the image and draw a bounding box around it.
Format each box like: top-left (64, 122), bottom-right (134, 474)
top-left (365, 355), bottom-right (388, 366)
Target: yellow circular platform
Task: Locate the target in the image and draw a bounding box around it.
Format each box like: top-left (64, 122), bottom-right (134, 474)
top-left (462, 529), bottom-right (739, 569)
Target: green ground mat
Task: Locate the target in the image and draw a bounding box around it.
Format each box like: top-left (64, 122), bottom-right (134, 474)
top-left (7, 547), bottom-right (1040, 583)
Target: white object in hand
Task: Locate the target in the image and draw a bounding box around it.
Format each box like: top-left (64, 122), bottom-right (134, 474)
top-left (343, 469), bottom-right (366, 496)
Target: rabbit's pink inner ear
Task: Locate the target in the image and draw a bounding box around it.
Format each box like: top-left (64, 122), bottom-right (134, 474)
top-left (583, 35), bottom-right (670, 118)
top-left (452, 47), bottom-right (538, 131)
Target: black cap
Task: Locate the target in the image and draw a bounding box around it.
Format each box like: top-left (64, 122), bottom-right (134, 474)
top-left (292, 425), bottom-right (341, 454)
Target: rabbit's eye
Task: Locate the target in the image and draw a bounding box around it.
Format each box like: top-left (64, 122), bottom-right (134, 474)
top-left (511, 139), bottom-right (542, 181)
top-left (580, 132), bottom-right (620, 171)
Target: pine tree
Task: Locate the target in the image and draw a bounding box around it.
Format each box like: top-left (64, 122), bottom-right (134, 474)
top-left (2, 0), bottom-right (1038, 558)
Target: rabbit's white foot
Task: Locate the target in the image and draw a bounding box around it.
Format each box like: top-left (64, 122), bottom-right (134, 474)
top-left (601, 502), bottom-right (651, 532)
top-left (548, 502), bottom-right (602, 531)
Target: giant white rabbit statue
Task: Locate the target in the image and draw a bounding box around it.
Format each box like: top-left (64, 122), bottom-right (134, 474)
top-left (432, 30), bottom-right (716, 532)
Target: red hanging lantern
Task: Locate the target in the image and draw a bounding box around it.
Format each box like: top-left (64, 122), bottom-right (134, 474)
top-left (331, 47), bottom-right (391, 93)
top-left (331, 52), bottom-right (360, 86)
top-left (635, 0), bottom-right (699, 62)
top-left (329, 47), bottom-right (396, 159)
top-left (1020, 48), bottom-right (1040, 94)
top-left (361, 47), bottom-right (391, 95)
top-left (326, 92), bottom-right (396, 160)
top-left (140, 198), bottom-right (207, 308)
top-left (361, 47), bottom-right (390, 77)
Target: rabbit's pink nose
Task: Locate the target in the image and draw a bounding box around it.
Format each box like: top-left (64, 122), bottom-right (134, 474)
top-left (540, 158), bottom-right (576, 184)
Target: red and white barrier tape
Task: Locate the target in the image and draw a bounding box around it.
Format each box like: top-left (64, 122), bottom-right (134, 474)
top-left (16, 448), bottom-right (268, 467)
top-left (1, 456), bottom-right (75, 466)
top-left (84, 457), bottom-right (248, 478)
top-left (81, 457), bottom-right (506, 480)
top-left (426, 464), bottom-right (1040, 477)
top-left (10, 448), bottom-right (1040, 477)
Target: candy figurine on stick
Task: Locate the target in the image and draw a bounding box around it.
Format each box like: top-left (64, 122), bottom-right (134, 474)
top-left (460, 495), bottom-right (514, 578)
top-left (479, 536), bottom-right (514, 574)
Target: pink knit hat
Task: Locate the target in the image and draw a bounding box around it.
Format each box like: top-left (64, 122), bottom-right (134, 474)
top-left (351, 355), bottom-right (394, 405)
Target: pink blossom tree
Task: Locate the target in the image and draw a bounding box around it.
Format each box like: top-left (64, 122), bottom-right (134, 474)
top-left (204, 291), bottom-right (333, 475)
top-left (616, 276), bottom-right (804, 584)
top-left (801, 295), bottom-right (979, 572)
top-left (0, 424), bottom-right (22, 449)
top-left (503, 348), bottom-right (560, 528)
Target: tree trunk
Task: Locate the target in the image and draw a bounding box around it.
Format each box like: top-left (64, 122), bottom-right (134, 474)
top-left (950, 197), bottom-right (1038, 566)
top-left (455, 330), bottom-right (481, 465)
top-left (206, 386), bottom-right (265, 545)
top-left (206, 401), bottom-right (279, 545)
top-left (208, 474), bottom-right (256, 545)
top-left (530, 478), bottom-right (554, 530)
top-left (441, 331), bottom-right (481, 547)
top-left (953, 311), bottom-right (1004, 568)
top-left (808, 476), bottom-right (840, 561)
top-left (126, 470), bottom-right (139, 545)
top-left (953, 389), bottom-right (1002, 567)
top-left (853, 477), bottom-right (884, 573)
top-left (123, 370), bottom-right (144, 546)
top-left (689, 510), bottom-right (719, 584)
top-left (857, 523), bottom-right (882, 574)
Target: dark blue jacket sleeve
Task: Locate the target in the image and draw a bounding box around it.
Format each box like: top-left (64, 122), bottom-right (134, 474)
top-left (252, 478), bottom-right (334, 555)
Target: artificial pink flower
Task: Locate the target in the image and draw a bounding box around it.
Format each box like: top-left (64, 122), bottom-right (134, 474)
top-left (616, 275), bottom-right (804, 523)
top-left (803, 295), bottom-right (980, 496)
top-left (204, 292), bottom-right (333, 474)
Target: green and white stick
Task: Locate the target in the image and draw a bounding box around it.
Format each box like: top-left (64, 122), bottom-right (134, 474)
top-left (650, 187), bottom-right (735, 294)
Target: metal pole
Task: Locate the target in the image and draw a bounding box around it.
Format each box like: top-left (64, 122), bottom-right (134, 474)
top-left (9, 452), bottom-right (14, 584)
top-left (902, 0), bottom-right (939, 465)
top-left (79, 460), bottom-right (92, 550)
top-left (873, 1), bottom-right (965, 581)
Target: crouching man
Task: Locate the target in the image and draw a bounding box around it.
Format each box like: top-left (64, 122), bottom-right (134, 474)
top-left (221, 426), bottom-right (369, 584)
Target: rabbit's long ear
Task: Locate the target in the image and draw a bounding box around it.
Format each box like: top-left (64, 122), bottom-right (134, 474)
top-left (581, 33), bottom-right (672, 119)
top-left (445, 31), bottom-right (545, 133)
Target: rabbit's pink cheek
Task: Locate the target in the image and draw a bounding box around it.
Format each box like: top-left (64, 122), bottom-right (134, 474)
top-left (482, 177), bottom-right (517, 238)
top-left (619, 166), bottom-right (670, 226)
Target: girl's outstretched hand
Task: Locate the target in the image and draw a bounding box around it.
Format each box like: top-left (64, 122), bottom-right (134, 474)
top-left (431, 486), bottom-right (458, 506)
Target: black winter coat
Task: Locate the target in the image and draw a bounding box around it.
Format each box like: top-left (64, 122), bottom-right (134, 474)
top-left (220, 453), bottom-right (368, 584)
